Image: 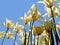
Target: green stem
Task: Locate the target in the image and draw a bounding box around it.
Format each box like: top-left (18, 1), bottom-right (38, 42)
top-left (27, 31), bottom-right (30, 45)
top-left (52, 17), bottom-right (59, 45)
top-left (30, 21), bottom-right (34, 45)
top-left (50, 7), bottom-right (59, 45)
top-left (45, 38), bottom-right (48, 45)
top-left (50, 30), bottom-right (54, 45)
top-left (1, 29), bottom-right (8, 45)
top-left (24, 24), bottom-right (26, 45)
top-left (34, 35), bottom-right (35, 45)
top-left (37, 35), bottom-right (39, 45)
top-left (50, 7), bottom-right (55, 45)
top-left (14, 32), bottom-right (17, 45)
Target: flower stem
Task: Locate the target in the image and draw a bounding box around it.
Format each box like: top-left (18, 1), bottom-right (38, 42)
top-left (37, 35), bottom-right (39, 45)
top-left (50, 30), bottom-right (54, 45)
top-left (45, 38), bottom-right (48, 45)
top-left (24, 24), bottom-right (26, 45)
top-left (50, 7), bottom-right (59, 45)
top-left (30, 21), bottom-right (34, 45)
top-left (52, 17), bottom-right (59, 45)
top-left (14, 32), bottom-right (17, 45)
top-left (1, 29), bottom-right (8, 45)
top-left (34, 35), bottom-right (35, 45)
top-left (27, 31), bottom-right (30, 45)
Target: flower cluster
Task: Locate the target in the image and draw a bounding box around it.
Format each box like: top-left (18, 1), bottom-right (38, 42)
top-left (0, 0), bottom-right (60, 45)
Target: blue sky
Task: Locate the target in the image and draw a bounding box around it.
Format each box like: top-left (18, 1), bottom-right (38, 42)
top-left (0, 0), bottom-right (60, 45)
top-left (0, 0), bottom-right (38, 23)
top-left (0, 0), bottom-right (39, 45)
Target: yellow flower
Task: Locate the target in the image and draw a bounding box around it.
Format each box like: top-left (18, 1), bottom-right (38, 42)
top-left (32, 26), bottom-right (44, 35)
top-left (14, 22), bottom-right (24, 32)
top-left (56, 25), bottom-right (60, 32)
top-left (2, 18), bottom-right (14, 29)
top-left (19, 13), bottom-right (31, 24)
top-left (44, 0), bottom-right (53, 8)
top-left (43, 19), bottom-right (52, 32)
top-left (0, 31), bottom-right (5, 38)
top-left (30, 4), bottom-right (41, 21)
top-left (37, 0), bottom-right (56, 18)
top-left (36, 26), bottom-right (44, 35)
top-left (6, 31), bottom-right (13, 39)
top-left (37, 0), bottom-right (57, 8)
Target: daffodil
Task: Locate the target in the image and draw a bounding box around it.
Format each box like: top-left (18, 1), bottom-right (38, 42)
top-left (32, 26), bottom-right (44, 35)
top-left (14, 22), bottom-right (24, 32)
top-left (29, 4), bottom-right (42, 21)
top-left (2, 18), bottom-right (14, 29)
top-left (19, 13), bottom-right (31, 24)
top-left (42, 19), bottom-right (52, 33)
top-left (36, 26), bottom-right (44, 35)
top-left (0, 31), bottom-right (5, 38)
top-left (44, 0), bottom-right (57, 8)
top-left (37, 0), bottom-right (57, 18)
top-left (37, 0), bottom-right (57, 8)
top-left (6, 31), bottom-right (13, 39)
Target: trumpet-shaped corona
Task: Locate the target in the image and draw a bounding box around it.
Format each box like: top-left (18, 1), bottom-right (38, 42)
top-left (32, 26), bottom-right (44, 35)
top-left (43, 20), bottom-right (52, 32)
